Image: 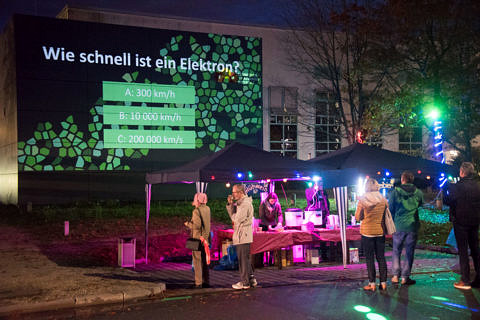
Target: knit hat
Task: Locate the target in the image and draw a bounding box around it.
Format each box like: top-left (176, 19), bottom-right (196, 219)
top-left (193, 192), bottom-right (208, 206)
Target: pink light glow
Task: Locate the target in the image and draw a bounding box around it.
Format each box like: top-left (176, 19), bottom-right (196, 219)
top-left (292, 245), bottom-right (303, 261)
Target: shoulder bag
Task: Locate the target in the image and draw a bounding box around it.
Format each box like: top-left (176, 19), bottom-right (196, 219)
top-left (383, 205), bottom-right (396, 235)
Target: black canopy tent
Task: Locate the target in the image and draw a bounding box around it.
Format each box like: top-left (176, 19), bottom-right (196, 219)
top-left (143, 142), bottom-right (337, 263)
top-left (308, 143), bottom-right (458, 268)
top-left (146, 142), bottom-right (333, 184)
top-left (309, 143), bottom-right (457, 178)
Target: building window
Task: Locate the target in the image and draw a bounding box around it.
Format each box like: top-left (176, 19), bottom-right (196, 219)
top-left (270, 114), bottom-right (297, 158)
top-left (315, 93), bottom-right (341, 156)
top-left (364, 134), bottom-right (382, 148)
top-left (399, 126), bottom-right (423, 156)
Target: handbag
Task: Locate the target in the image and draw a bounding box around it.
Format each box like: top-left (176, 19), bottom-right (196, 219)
top-left (185, 207), bottom-right (207, 251)
top-left (186, 238), bottom-right (202, 251)
top-left (383, 206), bottom-right (396, 235)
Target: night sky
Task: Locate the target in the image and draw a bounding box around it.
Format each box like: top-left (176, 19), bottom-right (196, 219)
top-left (0, 0), bottom-right (290, 31)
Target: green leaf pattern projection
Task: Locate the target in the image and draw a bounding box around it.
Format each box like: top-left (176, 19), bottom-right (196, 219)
top-left (18, 33), bottom-right (262, 170)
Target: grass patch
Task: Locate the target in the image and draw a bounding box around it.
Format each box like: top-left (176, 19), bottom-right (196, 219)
top-left (418, 220), bottom-right (452, 246)
top-left (0, 200), bottom-right (455, 247)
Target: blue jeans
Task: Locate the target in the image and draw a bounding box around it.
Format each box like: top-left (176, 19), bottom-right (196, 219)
top-left (392, 231), bottom-right (418, 278)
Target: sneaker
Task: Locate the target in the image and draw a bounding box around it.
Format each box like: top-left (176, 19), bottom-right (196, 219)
top-left (250, 278), bottom-right (258, 288)
top-left (232, 281), bottom-right (250, 290)
top-left (363, 284), bottom-right (376, 291)
top-left (401, 278), bottom-right (416, 285)
top-left (391, 276), bottom-right (399, 284)
top-left (454, 281), bottom-right (472, 290)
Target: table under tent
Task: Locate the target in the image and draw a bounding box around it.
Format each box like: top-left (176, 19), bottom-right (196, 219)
top-left (144, 142), bottom-right (359, 267)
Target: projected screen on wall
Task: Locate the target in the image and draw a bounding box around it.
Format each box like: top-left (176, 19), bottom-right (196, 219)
top-left (14, 15), bottom-right (262, 171)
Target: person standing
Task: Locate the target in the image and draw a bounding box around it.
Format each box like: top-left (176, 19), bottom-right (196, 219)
top-left (389, 171), bottom-right (424, 285)
top-left (227, 184), bottom-right (257, 289)
top-left (444, 162), bottom-right (480, 290)
top-left (184, 192), bottom-right (211, 288)
top-left (355, 178), bottom-right (389, 291)
top-left (258, 192), bottom-right (283, 231)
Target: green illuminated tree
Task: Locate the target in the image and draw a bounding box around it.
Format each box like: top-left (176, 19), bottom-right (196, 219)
top-left (372, 0), bottom-right (480, 161)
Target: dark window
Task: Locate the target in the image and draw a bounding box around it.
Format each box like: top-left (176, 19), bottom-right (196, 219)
top-left (315, 94), bottom-right (341, 156)
top-left (270, 114), bottom-right (298, 158)
top-left (399, 126), bottom-right (423, 156)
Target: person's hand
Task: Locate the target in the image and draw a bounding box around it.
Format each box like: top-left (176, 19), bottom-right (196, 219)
top-left (184, 221), bottom-right (190, 227)
top-left (227, 195), bottom-right (233, 205)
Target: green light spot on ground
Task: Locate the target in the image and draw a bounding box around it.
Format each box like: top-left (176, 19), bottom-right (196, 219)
top-left (431, 296), bottom-right (449, 301)
top-left (366, 313), bottom-right (387, 320)
top-left (353, 305), bottom-right (371, 313)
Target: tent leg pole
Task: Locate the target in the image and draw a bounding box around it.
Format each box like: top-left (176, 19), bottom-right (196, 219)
top-left (145, 183), bottom-right (151, 264)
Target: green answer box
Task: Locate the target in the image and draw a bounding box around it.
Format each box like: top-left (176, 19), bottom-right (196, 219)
top-left (102, 81), bottom-right (196, 104)
top-left (103, 105), bottom-right (195, 126)
top-left (103, 129), bottom-right (196, 149)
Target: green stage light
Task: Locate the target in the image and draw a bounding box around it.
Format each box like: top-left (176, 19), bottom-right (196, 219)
top-left (426, 108), bottom-right (440, 120)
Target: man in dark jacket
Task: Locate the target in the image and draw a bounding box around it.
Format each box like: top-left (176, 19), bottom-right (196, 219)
top-left (444, 162), bottom-right (480, 290)
top-left (389, 171), bottom-right (424, 285)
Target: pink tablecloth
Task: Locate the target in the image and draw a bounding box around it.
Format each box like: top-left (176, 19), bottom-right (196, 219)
top-left (216, 226), bottom-right (361, 255)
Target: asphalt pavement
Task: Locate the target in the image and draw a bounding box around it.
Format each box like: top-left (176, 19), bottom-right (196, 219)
top-left (0, 224), bottom-right (469, 319)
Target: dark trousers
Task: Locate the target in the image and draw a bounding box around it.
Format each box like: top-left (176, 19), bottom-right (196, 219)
top-left (362, 235), bottom-right (387, 283)
top-left (236, 243), bottom-right (254, 285)
top-left (454, 223), bottom-right (480, 283)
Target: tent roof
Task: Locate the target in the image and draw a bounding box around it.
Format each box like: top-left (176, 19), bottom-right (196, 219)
top-left (146, 142), bottom-right (333, 184)
top-left (309, 143), bottom-right (457, 177)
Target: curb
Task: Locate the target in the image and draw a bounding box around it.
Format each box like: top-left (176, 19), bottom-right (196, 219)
top-left (0, 283), bottom-right (166, 317)
top-left (416, 244), bottom-right (458, 254)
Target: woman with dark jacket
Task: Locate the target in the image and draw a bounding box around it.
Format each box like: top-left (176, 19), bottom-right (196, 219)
top-left (259, 192), bottom-right (283, 231)
top-left (355, 178), bottom-right (389, 291)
